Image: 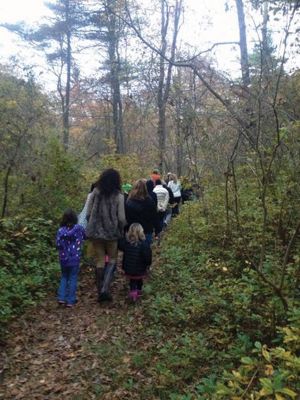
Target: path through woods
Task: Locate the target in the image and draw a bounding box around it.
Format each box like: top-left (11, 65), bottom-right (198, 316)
top-left (0, 260), bottom-right (159, 400)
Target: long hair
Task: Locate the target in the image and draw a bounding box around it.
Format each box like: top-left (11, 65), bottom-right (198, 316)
top-left (60, 208), bottom-right (78, 227)
top-left (128, 179), bottom-right (148, 201)
top-left (126, 223), bottom-right (145, 245)
top-left (169, 173), bottom-right (177, 183)
top-left (94, 168), bottom-right (121, 197)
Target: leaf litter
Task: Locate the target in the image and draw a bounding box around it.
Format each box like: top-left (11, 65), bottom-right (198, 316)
top-left (0, 263), bottom-right (155, 400)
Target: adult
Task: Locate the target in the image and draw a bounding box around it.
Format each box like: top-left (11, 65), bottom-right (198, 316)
top-left (122, 182), bottom-right (133, 203)
top-left (78, 183), bottom-right (95, 229)
top-left (168, 173), bottom-right (181, 216)
top-left (146, 179), bottom-right (158, 207)
top-left (150, 169), bottom-right (161, 184)
top-left (162, 181), bottom-right (175, 228)
top-left (125, 179), bottom-right (160, 245)
top-left (153, 179), bottom-right (169, 232)
top-left (165, 172), bottom-right (172, 185)
top-left (86, 168), bottom-right (126, 302)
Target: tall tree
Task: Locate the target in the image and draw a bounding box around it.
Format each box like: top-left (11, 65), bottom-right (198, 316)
top-left (87, 0), bottom-right (127, 153)
top-left (235, 0), bottom-right (250, 86)
top-left (0, 66), bottom-right (54, 217)
top-left (157, 0), bottom-right (183, 172)
top-left (3, 0), bottom-right (85, 150)
top-left (105, 0), bottom-right (125, 153)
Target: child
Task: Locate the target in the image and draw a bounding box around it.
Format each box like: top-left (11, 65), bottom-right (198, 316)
top-left (56, 209), bottom-right (86, 307)
top-left (119, 223), bottom-right (152, 301)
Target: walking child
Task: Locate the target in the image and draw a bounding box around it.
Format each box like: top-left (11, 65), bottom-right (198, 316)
top-left (118, 223), bottom-right (152, 301)
top-left (56, 209), bottom-right (86, 307)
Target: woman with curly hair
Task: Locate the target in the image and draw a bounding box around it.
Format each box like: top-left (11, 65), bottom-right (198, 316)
top-left (86, 168), bottom-right (126, 301)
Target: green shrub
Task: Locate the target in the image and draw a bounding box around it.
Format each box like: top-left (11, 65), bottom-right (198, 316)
top-left (0, 217), bottom-right (59, 337)
top-left (142, 177), bottom-right (300, 398)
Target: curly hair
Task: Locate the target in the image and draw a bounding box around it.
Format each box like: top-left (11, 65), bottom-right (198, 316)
top-left (94, 168), bottom-right (121, 197)
top-left (126, 223), bottom-right (145, 245)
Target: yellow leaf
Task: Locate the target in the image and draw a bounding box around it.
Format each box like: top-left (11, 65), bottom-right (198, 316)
top-left (265, 364), bottom-right (274, 376)
top-left (275, 394), bottom-right (285, 400)
top-left (262, 346), bottom-right (271, 362)
top-left (259, 387), bottom-right (273, 396)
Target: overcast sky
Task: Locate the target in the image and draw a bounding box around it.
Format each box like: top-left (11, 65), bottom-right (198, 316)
top-left (0, 0), bottom-right (247, 87)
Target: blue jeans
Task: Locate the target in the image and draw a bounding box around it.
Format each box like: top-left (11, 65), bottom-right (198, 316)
top-left (172, 197), bottom-right (181, 216)
top-left (58, 264), bottom-right (80, 305)
top-left (164, 208), bottom-right (172, 225)
top-left (145, 233), bottom-right (153, 246)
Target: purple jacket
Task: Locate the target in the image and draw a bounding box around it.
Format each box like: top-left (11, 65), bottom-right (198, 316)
top-left (56, 224), bottom-right (86, 267)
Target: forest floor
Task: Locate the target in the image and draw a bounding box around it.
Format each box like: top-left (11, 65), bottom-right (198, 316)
top-left (0, 257), bottom-right (160, 400)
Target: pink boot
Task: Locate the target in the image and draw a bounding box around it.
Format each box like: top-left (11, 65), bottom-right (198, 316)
top-left (129, 290), bottom-right (139, 302)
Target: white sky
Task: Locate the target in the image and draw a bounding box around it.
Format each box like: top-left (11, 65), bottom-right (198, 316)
top-left (0, 0), bottom-right (242, 79)
top-left (1, 0), bottom-right (296, 89)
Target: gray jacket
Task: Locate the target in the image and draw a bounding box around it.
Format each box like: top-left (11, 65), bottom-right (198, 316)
top-left (86, 188), bottom-right (126, 240)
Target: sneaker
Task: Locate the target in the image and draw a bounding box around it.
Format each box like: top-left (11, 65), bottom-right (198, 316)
top-left (66, 303), bottom-right (74, 308)
top-left (58, 300), bottom-right (66, 305)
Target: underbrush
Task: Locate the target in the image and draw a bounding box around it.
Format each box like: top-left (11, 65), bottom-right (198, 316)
top-left (0, 217), bottom-right (59, 338)
top-left (141, 198), bottom-right (300, 399)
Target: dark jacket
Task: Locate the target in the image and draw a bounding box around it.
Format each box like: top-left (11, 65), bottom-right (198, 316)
top-left (118, 238), bottom-right (152, 276)
top-left (146, 180), bottom-right (158, 206)
top-left (125, 196), bottom-right (160, 235)
top-left (56, 224), bottom-right (85, 267)
top-left (163, 184), bottom-right (175, 204)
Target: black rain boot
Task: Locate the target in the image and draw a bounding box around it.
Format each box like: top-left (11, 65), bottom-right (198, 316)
top-left (95, 267), bottom-right (103, 292)
top-left (98, 262), bottom-right (116, 302)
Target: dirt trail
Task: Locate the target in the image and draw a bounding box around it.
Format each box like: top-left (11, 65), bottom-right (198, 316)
top-left (0, 265), bottom-right (152, 400)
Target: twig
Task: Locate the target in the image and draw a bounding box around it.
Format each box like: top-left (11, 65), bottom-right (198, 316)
top-left (280, 221), bottom-right (300, 291)
top-left (240, 368), bottom-right (259, 399)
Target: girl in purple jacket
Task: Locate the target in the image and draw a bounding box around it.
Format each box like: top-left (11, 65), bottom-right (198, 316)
top-left (56, 209), bottom-right (85, 307)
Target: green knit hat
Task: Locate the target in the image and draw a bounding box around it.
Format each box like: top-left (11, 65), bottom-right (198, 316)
top-left (122, 183), bottom-right (132, 193)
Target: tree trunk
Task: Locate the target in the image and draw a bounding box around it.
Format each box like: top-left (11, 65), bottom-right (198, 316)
top-left (63, 0), bottom-right (71, 150)
top-left (107, 1), bottom-right (124, 153)
top-left (1, 165), bottom-right (12, 218)
top-left (235, 0), bottom-right (250, 87)
top-left (157, 0), bottom-right (182, 173)
top-left (157, 0), bottom-right (167, 172)
top-left (261, 0), bottom-right (270, 78)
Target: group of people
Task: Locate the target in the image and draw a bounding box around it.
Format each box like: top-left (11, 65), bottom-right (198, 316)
top-left (55, 168), bottom-right (182, 307)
